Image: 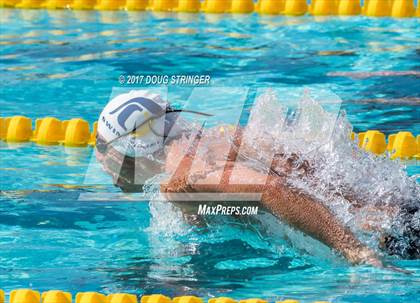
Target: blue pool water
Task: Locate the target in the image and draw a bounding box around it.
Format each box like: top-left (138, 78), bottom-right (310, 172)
top-left (1, 9), bottom-right (420, 303)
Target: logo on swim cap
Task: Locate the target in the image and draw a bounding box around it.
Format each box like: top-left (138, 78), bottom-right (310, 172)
top-left (109, 97), bottom-right (164, 132)
top-left (98, 90), bottom-right (166, 143)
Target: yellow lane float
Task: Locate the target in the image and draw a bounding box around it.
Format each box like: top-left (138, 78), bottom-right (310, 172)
top-left (76, 292), bottom-right (107, 303)
top-left (95, 0), bottom-right (126, 10)
top-left (357, 132), bottom-right (366, 148)
top-left (0, 117), bottom-right (10, 140)
top-left (72, 0), bottom-right (97, 9)
top-left (88, 121), bottom-right (97, 146)
top-left (125, 0), bottom-right (148, 10)
top-left (176, 0), bottom-right (201, 12)
top-left (360, 130), bottom-right (387, 155)
top-left (337, 0), bottom-right (361, 15)
top-left (5, 116), bottom-right (32, 142)
top-left (10, 289), bottom-right (41, 303)
top-left (15, 0), bottom-right (46, 8)
top-left (231, 0), bottom-right (255, 13)
top-left (0, 0), bottom-right (20, 7)
top-left (0, 115), bottom-right (418, 160)
top-left (108, 293), bottom-right (138, 303)
top-left (43, 0), bottom-right (74, 9)
top-left (1, 116), bottom-right (95, 146)
top-left (351, 130), bottom-right (419, 160)
top-left (32, 117), bottom-right (65, 145)
top-left (209, 298), bottom-right (237, 303)
top-left (283, 0), bottom-right (307, 15)
top-left (310, 0), bottom-right (337, 15)
top-left (203, 0), bottom-right (232, 13)
top-left (141, 294), bottom-right (172, 303)
top-left (149, 0), bottom-right (178, 11)
top-left (389, 131), bottom-right (417, 159)
top-left (363, 0), bottom-right (391, 17)
top-left (391, 0), bottom-right (415, 17)
top-left (256, 0), bottom-right (285, 15)
top-left (42, 290), bottom-right (72, 303)
top-left (1, 0), bottom-right (419, 18)
top-left (0, 289), bottom-right (347, 303)
top-left (62, 118), bottom-right (91, 147)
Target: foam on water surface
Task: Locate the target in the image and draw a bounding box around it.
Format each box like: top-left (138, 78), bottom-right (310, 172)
top-left (242, 90), bottom-right (420, 255)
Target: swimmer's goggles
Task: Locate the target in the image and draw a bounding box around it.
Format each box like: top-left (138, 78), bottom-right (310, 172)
top-left (96, 107), bottom-right (212, 155)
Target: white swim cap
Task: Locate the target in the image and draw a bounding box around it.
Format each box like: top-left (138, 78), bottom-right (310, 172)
top-left (97, 90), bottom-right (168, 156)
top-left (98, 90), bottom-right (166, 142)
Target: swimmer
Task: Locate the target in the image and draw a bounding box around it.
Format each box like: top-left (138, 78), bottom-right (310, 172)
top-left (96, 90), bottom-right (418, 270)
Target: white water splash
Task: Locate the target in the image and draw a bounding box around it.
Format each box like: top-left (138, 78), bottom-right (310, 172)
top-left (245, 90), bottom-right (419, 251)
top-left (143, 88), bottom-right (419, 257)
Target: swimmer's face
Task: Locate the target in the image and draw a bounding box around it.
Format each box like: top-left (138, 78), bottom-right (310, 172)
top-left (95, 133), bottom-right (166, 192)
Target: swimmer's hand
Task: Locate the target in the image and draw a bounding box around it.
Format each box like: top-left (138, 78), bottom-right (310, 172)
top-left (370, 259), bottom-right (414, 275)
top-left (383, 264), bottom-right (414, 275)
top-left (347, 246), bottom-right (411, 274)
top-left (362, 250), bottom-right (413, 275)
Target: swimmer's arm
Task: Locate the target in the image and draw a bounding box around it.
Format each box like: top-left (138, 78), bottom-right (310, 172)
top-left (161, 147), bottom-right (381, 266)
top-left (261, 177), bottom-right (381, 265)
